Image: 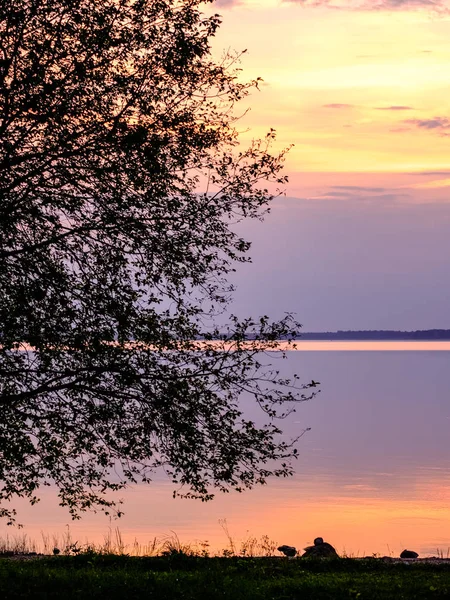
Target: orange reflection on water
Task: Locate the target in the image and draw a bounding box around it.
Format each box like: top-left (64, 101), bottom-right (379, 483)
top-left (245, 488), bottom-right (450, 558)
top-left (1, 342), bottom-right (449, 556)
top-left (3, 472), bottom-right (450, 558)
top-left (10, 341), bottom-right (450, 353)
top-left (290, 341), bottom-right (450, 352)
top-left (194, 341), bottom-right (450, 352)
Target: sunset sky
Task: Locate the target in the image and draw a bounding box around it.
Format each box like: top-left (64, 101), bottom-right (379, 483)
top-left (207, 0), bottom-right (450, 330)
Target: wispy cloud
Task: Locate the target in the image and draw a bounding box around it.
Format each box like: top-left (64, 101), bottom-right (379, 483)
top-left (375, 106), bottom-right (414, 111)
top-left (415, 171), bottom-right (450, 176)
top-left (285, 0), bottom-right (449, 12)
top-left (215, 0), bottom-right (241, 7)
top-left (404, 117), bottom-right (450, 134)
top-left (310, 192), bottom-right (411, 202)
top-left (325, 191), bottom-right (359, 197)
top-left (407, 178), bottom-right (450, 189)
top-left (307, 184), bottom-right (410, 203)
top-left (323, 103), bottom-right (354, 109)
top-left (332, 185), bottom-right (387, 192)
top-left (325, 104), bottom-right (415, 112)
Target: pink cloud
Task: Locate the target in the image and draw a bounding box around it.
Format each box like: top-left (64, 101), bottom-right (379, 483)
top-left (215, 0), bottom-right (242, 7)
top-left (390, 127), bottom-right (412, 133)
top-left (323, 103), bottom-right (354, 109)
top-left (285, 0), bottom-right (449, 12)
top-left (375, 106), bottom-right (414, 111)
top-left (404, 117), bottom-right (450, 135)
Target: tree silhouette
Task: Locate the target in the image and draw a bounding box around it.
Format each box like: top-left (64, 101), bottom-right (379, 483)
top-left (0, 0), bottom-right (315, 524)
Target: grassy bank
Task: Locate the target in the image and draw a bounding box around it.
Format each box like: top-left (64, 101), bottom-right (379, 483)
top-left (1, 554), bottom-right (450, 599)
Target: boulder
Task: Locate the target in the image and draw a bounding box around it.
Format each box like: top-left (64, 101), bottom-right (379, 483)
top-left (277, 545), bottom-right (297, 557)
top-left (302, 537), bottom-right (339, 558)
top-left (400, 549), bottom-right (419, 559)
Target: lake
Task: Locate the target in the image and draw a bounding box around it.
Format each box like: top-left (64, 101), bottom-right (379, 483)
top-left (3, 342), bottom-right (450, 557)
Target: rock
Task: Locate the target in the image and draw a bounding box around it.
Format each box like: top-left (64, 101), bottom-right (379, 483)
top-left (400, 549), bottom-right (419, 559)
top-left (277, 545), bottom-right (297, 557)
top-left (302, 537), bottom-right (339, 558)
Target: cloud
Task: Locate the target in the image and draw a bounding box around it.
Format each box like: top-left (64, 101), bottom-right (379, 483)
top-left (215, 0), bottom-right (241, 7)
top-left (310, 192), bottom-right (411, 202)
top-left (325, 191), bottom-right (359, 197)
top-left (415, 171), bottom-right (450, 176)
top-left (373, 0), bottom-right (447, 8)
top-left (324, 104), bottom-right (415, 114)
top-left (323, 103), bottom-right (354, 109)
top-left (375, 106), bottom-right (414, 111)
top-left (405, 117), bottom-right (450, 129)
top-left (332, 185), bottom-right (387, 193)
top-left (285, 0), bottom-right (449, 12)
top-left (307, 184), bottom-right (410, 203)
top-left (390, 127), bottom-right (412, 132)
top-left (404, 117), bottom-right (450, 134)
top-left (407, 178), bottom-right (450, 189)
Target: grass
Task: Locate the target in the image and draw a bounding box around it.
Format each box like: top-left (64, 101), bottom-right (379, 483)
top-left (0, 520), bottom-right (279, 558)
top-left (0, 554), bottom-right (450, 599)
top-left (0, 526), bottom-right (165, 557)
top-left (1, 526), bottom-right (450, 598)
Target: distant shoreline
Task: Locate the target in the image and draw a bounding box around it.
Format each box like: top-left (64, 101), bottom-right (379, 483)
top-left (297, 329), bottom-right (450, 341)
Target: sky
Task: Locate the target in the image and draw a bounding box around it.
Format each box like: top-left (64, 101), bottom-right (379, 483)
top-left (204, 0), bottom-right (450, 330)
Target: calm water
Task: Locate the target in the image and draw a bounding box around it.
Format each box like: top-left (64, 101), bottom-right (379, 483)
top-left (4, 342), bottom-right (450, 557)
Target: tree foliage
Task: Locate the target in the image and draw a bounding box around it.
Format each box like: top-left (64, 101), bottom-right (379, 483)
top-left (0, 0), bottom-right (316, 524)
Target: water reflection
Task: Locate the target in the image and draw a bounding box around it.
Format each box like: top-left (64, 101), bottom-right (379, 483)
top-left (7, 470), bottom-right (450, 557)
top-left (2, 344), bottom-right (450, 557)
top-left (290, 341), bottom-right (450, 351)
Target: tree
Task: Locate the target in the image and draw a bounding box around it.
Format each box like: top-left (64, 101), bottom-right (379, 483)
top-left (0, 0), bottom-right (316, 524)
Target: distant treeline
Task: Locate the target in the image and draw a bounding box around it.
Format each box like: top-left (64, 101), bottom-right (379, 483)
top-left (298, 330), bottom-right (450, 340)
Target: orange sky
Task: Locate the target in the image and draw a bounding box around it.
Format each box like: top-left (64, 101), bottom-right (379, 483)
top-left (207, 0), bottom-right (450, 174)
top-left (201, 0), bottom-right (450, 331)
